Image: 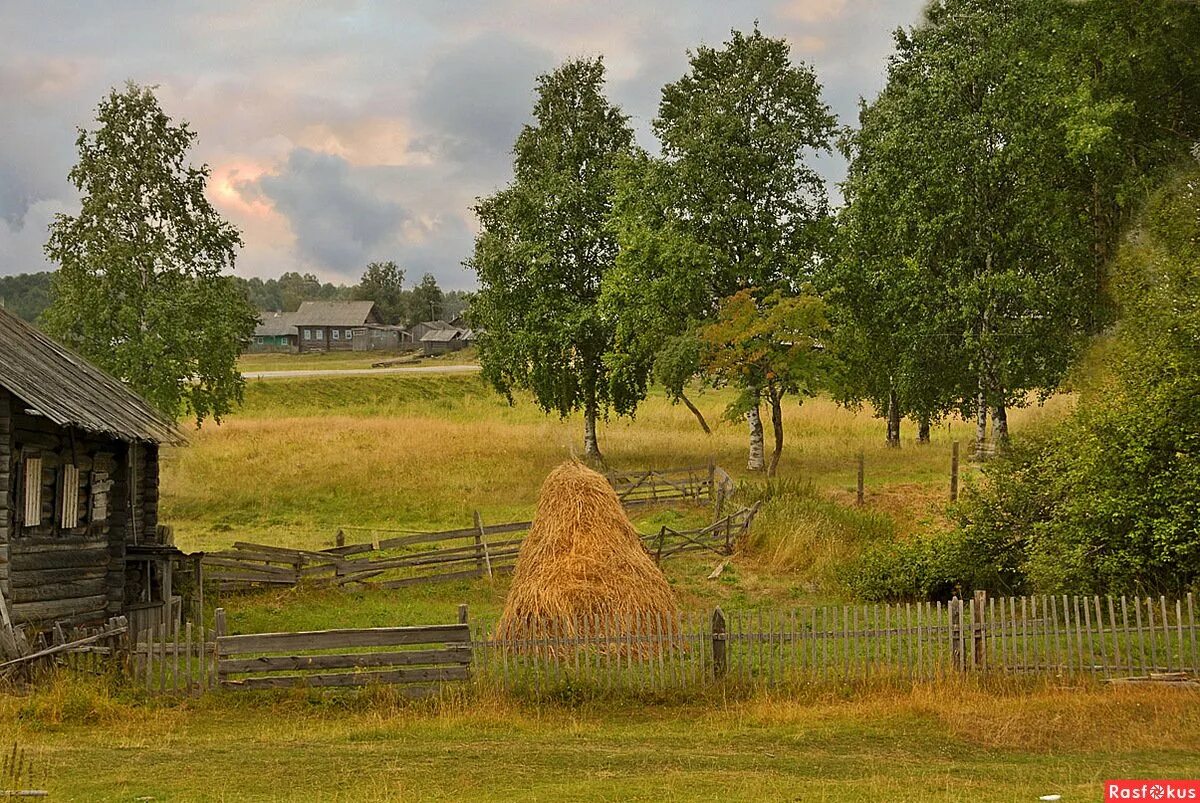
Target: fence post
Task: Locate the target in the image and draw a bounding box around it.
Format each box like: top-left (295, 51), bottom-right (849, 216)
top-left (707, 458), bottom-right (715, 504)
top-left (973, 590), bottom-right (987, 671)
top-left (856, 451), bottom-right (865, 505)
top-left (213, 607), bottom-right (227, 688)
top-left (950, 597), bottom-right (963, 671)
top-left (950, 441), bottom-right (960, 502)
top-left (712, 608), bottom-right (727, 680)
top-left (335, 529), bottom-right (345, 548)
top-left (458, 604), bottom-right (469, 625)
top-left (473, 511), bottom-right (493, 579)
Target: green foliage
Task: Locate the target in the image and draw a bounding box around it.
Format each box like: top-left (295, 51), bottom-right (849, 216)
top-left (43, 82), bottom-right (257, 424)
top-left (846, 528), bottom-right (1024, 603)
top-left (830, 0), bottom-right (1200, 436)
top-left (407, 272), bottom-right (445, 326)
top-left (469, 57), bottom-right (636, 457)
top-left (0, 271), bottom-right (53, 322)
top-left (354, 261), bottom-right (405, 324)
top-left (955, 164), bottom-right (1200, 595)
top-left (606, 26), bottom-right (837, 462)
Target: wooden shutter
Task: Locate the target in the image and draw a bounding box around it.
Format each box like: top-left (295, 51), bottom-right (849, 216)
top-left (22, 455), bottom-right (42, 526)
top-left (61, 464), bottom-right (81, 529)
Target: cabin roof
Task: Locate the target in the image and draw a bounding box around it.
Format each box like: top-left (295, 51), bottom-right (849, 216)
top-left (254, 311), bottom-right (298, 337)
top-left (0, 306), bottom-right (185, 445)
top-left (419, 328), bottom-right (464, 343)
top-left (293, 301), bottom-right (379, 327)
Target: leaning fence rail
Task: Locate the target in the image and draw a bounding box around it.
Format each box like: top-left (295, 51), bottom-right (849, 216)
top-left (201, 501), bottom-right (758, 593)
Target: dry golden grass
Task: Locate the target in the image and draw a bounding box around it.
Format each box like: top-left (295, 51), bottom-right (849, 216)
top-left (496, 461), bottom-right (678, 645)
top-left (3, 672), bottom-right (1196, 801)
top-left (161, 374), bottom-right (1073, 555)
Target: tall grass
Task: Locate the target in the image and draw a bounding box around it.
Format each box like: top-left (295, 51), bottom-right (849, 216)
top-left (737, 479), bottom-right (896, 591)
top-left (162, 373), bottom-right (1071, 554)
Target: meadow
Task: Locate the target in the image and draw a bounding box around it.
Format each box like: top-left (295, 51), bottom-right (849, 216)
top-left (11, 367), bottom-right (1195, 802)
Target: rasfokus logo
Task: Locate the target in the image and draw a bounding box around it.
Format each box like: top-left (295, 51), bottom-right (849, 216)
top-left (1106, 780), bottom-right (1200, 801)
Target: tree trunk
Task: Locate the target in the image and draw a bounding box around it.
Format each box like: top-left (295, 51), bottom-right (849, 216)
top-left (747, 400), bottom-right (765, 472)
top-left (991, 402), bottom-right (1008, 444)
top-left (917, 415), bottom-right (931, 444)
top-left (679, 392), bottom-right (711, 435)
top-left (583, 395), bottom-right (602, 463)
top-left (975, 385), bottom-right (988, 451)
top-left (767, 383), bottom-right (784, 478)
top-left (886, 387), bottom-right (901, 448)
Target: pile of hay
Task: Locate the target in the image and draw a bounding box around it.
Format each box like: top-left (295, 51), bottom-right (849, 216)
top-left (495, 461), bottom-right (678, 647)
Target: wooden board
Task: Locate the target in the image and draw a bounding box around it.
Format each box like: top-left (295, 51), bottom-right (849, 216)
top-left (220, 646), bottom-right (472, 674)
top-left (217, 623), bottom-right (470, 655)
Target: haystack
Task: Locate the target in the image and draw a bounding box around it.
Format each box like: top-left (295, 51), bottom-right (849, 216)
top-left (496, 461), bottom-right (678, 646)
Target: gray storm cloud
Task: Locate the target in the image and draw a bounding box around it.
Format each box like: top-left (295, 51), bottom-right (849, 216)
top-left (0, 0), bottom-right (926, 288)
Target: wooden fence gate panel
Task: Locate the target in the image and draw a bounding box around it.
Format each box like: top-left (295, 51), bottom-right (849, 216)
top-left (216, 622), bottom-right (472, 693)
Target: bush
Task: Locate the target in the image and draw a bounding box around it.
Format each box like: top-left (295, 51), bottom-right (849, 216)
top-left (844, 526), bottom-right (1025, 602)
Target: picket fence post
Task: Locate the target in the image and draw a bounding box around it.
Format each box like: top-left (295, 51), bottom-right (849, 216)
top-left (711, 608), bottom-right (727, 679)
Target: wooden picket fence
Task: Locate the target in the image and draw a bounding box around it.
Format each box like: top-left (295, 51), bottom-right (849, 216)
top-left (471, 592), bottom-right (1200, 694)
top-left (201, 504), bottom-right (758, 594)
top-left (132, 619), bottom-right (217, 695)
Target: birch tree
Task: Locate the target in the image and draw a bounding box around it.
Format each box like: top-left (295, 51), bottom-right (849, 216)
top-left (468, 58), bottom-right (636, 461)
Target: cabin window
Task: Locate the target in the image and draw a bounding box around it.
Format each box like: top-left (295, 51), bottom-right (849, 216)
top-left (60, 464), bottom-right (81, 529)
top-left (345, 329), bottom-right (353, 340)
top-left (22, 455), bottom-right (42, 526)
top-left (332, 329), bottom-right (340, 341)
top-left (315, 329), bottom-right (324, 340)
top-left (303, 329), bottom-right (312, 340)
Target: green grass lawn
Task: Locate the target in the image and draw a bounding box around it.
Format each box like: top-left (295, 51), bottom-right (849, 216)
top-left (5, 679), bottom-right (1197, 801)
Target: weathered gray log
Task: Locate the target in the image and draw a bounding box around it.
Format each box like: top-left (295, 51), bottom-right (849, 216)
top-left (219, 646), bottom-right (472, 674)
top-left (11, 578), bottom-right (109, 604)
top-left (221, 667), bottom-right (466, 691)
top-left (10, 594), bottom-right (109, 623)
top-left (217, 623), bottom-right (470, 655)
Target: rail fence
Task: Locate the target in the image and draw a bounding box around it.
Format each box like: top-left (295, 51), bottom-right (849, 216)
top-left (470, 592), bottom-right (1200, 694)
top-left (201, 498), bottom-right (756, 594)
top-left (605, 464), bottom-right (717, 506)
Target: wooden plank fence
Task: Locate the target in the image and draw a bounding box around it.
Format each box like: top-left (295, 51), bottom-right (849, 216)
top-left (214, 616), bottom-right (471, 694)
top-left (201, 504), bottom-right (758, 594)
top-left (471, 592), bottom-right (1200, 694)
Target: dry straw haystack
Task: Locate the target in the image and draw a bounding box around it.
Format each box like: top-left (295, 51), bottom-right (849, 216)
top-left (496, 461), bottom-right (678, 648)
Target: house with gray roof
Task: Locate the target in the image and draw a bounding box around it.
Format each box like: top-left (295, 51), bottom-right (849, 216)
top-left (292, 301), bottom-right (382, 353)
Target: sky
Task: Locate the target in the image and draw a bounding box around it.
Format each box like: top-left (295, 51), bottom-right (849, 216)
top-left (0, 1), bottom-right (927, 290)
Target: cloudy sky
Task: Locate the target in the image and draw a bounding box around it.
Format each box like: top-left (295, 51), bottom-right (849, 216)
top-left (0, 1), bottom-right (926, 290)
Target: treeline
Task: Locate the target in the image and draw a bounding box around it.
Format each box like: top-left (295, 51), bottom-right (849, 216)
top-left (0, 265), bottom-right (470, 327)
top-left (469, 1), bottom-right (1200, 473)
top-left (0, 271), bottom-right (53, 322)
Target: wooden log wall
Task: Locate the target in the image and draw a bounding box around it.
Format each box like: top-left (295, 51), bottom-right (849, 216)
top-left (0, 390), bottom-right (12, 598)
top-left (4, 404), bottom-right (129, 628)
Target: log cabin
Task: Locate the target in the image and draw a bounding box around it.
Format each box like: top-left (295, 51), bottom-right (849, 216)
top-left (0, 306), bottom-right (186, 636)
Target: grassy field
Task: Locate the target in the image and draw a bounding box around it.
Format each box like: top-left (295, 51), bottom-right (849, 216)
top-left (3, 677), bottom-right (1197, 801)
top-left (18, 372), bottom-right (1181, 803)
